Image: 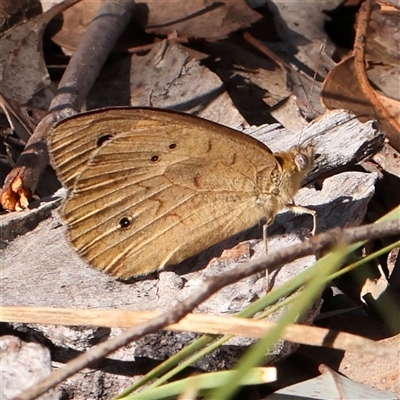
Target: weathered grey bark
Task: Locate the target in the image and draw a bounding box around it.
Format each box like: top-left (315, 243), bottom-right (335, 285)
top-left (0, 336), bottom-right (57, 400)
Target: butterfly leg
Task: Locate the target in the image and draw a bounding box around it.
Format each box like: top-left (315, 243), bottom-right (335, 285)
top-left (285, 202), bottom-right (317, 236)
top-left (263, 223), bottom-right (269, 255)
top-left (263, 218), bottom-right (273, 292)
top-left (263, 204), bottom-right (316, 293)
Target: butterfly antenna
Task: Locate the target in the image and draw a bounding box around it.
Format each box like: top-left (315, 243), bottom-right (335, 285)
top-left (296, 44), bottom-right (326, 150)
top-left (308, 44), bottom-right (325, 107)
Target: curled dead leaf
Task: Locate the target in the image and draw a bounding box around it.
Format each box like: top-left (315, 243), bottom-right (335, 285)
top-left (321, 0), bottom-right (400, 152)
top-left (0, 175), bottom-right (32, 211)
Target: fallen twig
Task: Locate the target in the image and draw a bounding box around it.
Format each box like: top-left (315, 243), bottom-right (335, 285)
top-left (1, 306), bottom-right (395, 359)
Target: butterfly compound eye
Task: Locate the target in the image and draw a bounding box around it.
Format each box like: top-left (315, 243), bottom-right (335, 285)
top-left (294, 153), bottom-right (310, 171)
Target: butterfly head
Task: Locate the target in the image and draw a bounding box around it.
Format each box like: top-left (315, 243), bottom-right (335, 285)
top-left (273, 143), bottom-right (314, 199)
top-left (292, 143), bottom-right (314, 175)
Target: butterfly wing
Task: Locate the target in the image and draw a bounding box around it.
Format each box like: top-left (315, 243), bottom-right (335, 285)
top-left (51, 108), bottom-right (279, 277)
top-left (49, 107), bottom-right (222, 189)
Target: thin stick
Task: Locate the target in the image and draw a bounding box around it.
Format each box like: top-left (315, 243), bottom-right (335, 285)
top-left (243, 31), bottom-right (291, 72)
top-left (1, 307), bottom-right (395, 359)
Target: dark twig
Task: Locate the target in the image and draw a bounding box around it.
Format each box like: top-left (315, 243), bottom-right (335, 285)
top-left (243, 31), bottom-right (291, 72)
top-left (13, 218), bottom-right (400, 400)
top-left (50, 0), bottom-right (135, 113)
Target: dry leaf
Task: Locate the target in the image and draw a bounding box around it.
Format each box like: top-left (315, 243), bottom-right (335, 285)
top-left (366, 5), bottom-right (400, 64)
top-left (200, 39), bottom-right (291, 125)
top-left (0, 0), bottom-right (42, 32)
top-left (373, 143), bottom-right (400, 178)
top-left (321, 56), bottom-right (400, 152)
top-left (49, 0), bottom-right (262, 51)
top-left (339, 334), bottom-right (400, 395)
top-left (322, 56), bottom-right (374, 118)
top-left (269, 364), bottom-right (399, 399)
top-left (129, 40), bottom-right (246, 127)
top-left (0, 0), bottom-right (79, 107)
top-left (0, 16), bottom-right (51, 105)
top-left (322, 1), bottom-right (400, 152)
top-left (218, 242), bottom-right (251, 261)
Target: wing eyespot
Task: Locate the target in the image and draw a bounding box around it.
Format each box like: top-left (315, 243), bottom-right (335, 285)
top-left (97, 134), bottom-right (113, 147)
top-left (169, 142), bottom-right (177, 150)
top-left (150, 155), bottom-right (160, 163)
top-left (119, 216), bottom-right (132, 229)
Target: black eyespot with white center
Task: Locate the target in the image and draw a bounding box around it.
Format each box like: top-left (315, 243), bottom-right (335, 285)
top-left (150, 155), bottom-right (160, 163)
top-left (119, 216), bottom-right (132, 229)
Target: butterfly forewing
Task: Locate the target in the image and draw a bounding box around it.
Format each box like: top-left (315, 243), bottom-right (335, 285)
top-left (49, 108), bottom-right (217, 189)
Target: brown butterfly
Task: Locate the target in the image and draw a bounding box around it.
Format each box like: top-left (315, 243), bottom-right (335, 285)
top-left (49, 107), bottom-right (315, 278)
